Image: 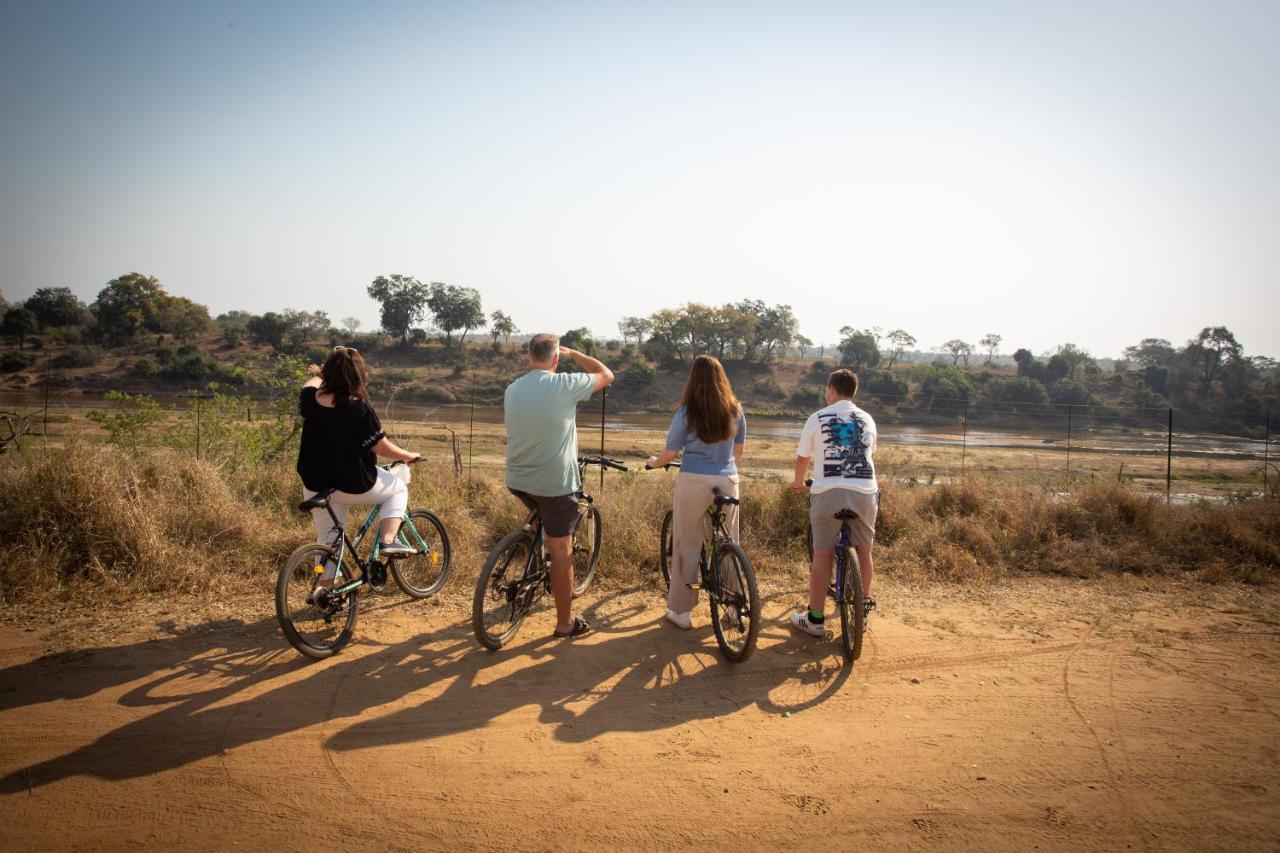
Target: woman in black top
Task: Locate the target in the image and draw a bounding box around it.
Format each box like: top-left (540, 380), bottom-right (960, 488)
top-left (297, 347), bottom-right (420, 579)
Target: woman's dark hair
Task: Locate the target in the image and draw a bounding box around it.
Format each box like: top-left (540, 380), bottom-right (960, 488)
top-left (320, 346), bottom-right (370, 406)
top-left (678, 355), bottom-right (740, 444)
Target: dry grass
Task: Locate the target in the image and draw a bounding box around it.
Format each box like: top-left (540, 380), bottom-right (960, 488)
top-left (1, 444), bottom-right (1277, 606)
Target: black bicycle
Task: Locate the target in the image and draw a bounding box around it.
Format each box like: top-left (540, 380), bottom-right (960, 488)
top-left (276, 460), bottom-right (452, 659)
top-left (650, 462), bottom-right (761, 663)
top-left (472, 455), bottom-right (627, 650)
top-left (803, 478), bottom-right (867, 662)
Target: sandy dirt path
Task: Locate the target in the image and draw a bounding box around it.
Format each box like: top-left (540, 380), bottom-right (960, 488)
top-left (1, 579), bottom-right (1278, 851)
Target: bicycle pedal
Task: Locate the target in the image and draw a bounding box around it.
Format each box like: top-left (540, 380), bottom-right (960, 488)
top-left (686, 583), bottom-right (702, 590)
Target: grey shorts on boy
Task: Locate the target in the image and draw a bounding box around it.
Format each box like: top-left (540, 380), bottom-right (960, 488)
top-left (809, 488), bottom-right (878, 549)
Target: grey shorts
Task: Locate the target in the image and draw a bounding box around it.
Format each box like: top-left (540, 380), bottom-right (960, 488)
top-left (509, 489), bottom-right (581, 538)
top-left (810, 488), bottom-right (878, 549)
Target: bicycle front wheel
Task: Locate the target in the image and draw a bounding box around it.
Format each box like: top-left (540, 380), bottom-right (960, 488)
top-left (276, 544), bottom-right (359, 659)
top-left (658, 509), bottom-right (673, 591)
top-left (837, 545), bottom-right (865, 662)
top-left (708, 542), bottom-right (761, 663)
top-left (571, 505), bottom-right (602, 597)
top-left (391, 509), bottom-right (452, 598)
top-left (472, 530), bottom-right (537, 650)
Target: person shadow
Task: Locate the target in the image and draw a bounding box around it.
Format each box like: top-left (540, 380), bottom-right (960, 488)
top-left (325, 588), bottom-right (851, 752)
top-left (1, 588), bottom-right (850, 793)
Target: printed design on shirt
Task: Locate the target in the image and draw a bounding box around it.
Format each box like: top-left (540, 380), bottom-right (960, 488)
top-left (360, 429), bottom-right (386, 450)
top-left (818, 411), bottom-right (873, 480)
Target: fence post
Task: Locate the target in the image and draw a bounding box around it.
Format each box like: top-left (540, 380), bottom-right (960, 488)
top-left (1264, 406), bottom-right (1271, 497)
top-left (960, 399), bottom-right (969, 476)
top-left (1065, 403), bottom-right (1073, 484)
top-left (43, 353), bottom-right (51, 451)
top-left (194, 392), bottom-right (202, 462)
top-left (468, 372), bottom-right (475, 480)
top-left (1166, 407), bottom-right (1173, 504)
top-left (599, 386), bottom-right (608, 492)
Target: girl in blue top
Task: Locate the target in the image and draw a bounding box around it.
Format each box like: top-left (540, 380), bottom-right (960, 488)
top-left (646, 355), bottom-right (746, 629)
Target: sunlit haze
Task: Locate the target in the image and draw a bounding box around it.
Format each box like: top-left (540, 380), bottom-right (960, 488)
top-left (2, 1), bottom-right (1277, 358)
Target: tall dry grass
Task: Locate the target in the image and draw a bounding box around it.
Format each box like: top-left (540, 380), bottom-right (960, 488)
top-left (1, 444), bottom-right (1277, 605)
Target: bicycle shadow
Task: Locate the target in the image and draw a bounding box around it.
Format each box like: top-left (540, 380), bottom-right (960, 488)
top-left (325, 588), bottom-right (851, 752)
top-left (0, 589), bottom-right (852, 792)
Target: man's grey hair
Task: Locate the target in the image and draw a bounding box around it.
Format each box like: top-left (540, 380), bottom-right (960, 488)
top-left (529, 333), bottom-right (559, 364)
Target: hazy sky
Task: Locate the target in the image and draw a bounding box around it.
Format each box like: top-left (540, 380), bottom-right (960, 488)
top-left (1, 0), bottom-right (1277, 358)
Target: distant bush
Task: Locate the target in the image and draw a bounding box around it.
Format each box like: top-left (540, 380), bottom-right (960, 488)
top-left (0, 351), bottom-right (36, 373)
top-left (622, 361), bottom-right (656, 388)
top-left (751, 376), bottom-right (786, 400)
top-left (860, 369), bottom-right (909, 403)
top-left (790, 385), bottom-right (820, 406)
top-left (130, 357), bottom-right (156, 377)
top-left (1050, 380), bottom-right (1092, 406)
top-left (985, 376), bottom-right (1048, 405)
top-left (51, 345), bottom-right (104, 369)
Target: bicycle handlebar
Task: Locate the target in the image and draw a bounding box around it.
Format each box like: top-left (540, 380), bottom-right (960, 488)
top-left (578, 455), bottom-right (629, 472)
top-left (644, 461), bottom-right (682, 470)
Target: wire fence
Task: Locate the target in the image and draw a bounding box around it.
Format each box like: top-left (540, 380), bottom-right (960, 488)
top-left (1, 387), bottom-right (1274, 502)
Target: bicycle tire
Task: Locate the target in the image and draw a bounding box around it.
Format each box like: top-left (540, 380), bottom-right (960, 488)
top-left (708, 542), bottom-right (761, 663)
top-left (472, 530), bottom-right (537, 650)
top-left (658, 509), bottom-right (674, 591)
top-left (391, 509), bottom-right (452, 598)
top-left (571, 504), bottom-right (603, 597)
top-left (836, 545), bottom-right (865, 662)
top-left (805, 522), bottom-right (813, 564)
top-left (276, 543), bottom-right (359, 659)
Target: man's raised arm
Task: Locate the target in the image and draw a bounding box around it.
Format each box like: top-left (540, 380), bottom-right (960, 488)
top-left (560, 346), bottom-right (615, 392)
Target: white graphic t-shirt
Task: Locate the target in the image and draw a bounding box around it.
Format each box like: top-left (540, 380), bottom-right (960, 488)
top-left (796, 400), bottom-right (878, 495)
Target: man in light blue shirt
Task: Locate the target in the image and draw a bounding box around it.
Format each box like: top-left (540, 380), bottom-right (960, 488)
top-left (504, 333), bottom-right (614, 639)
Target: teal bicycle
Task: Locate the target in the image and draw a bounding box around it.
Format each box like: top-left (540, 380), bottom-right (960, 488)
top-left (275, 460), bottom-right (452, 659)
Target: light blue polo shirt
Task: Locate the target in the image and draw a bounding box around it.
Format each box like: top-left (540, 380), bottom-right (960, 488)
top-left (504, 370), bottom-right (596, 496)
top-left (665, 405), bottom-right (747, 476)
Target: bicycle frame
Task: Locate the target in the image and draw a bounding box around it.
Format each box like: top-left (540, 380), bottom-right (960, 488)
top-left (317, 502), bottom-right (436, 597)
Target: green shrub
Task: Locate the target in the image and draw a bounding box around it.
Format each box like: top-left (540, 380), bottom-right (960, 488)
top-left (51, 345), bottom-right (104, 368)
top-left (0, 351), bottom-right (36, 373)
top-left (622, 361), bottom-right (656, 388)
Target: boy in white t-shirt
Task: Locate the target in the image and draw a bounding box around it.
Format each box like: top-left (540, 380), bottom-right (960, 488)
top-left (789, 369), bottom-right (879, 637)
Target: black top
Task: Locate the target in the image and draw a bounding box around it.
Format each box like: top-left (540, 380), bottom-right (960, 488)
top-left (296, 387), bottom-right (385, 494)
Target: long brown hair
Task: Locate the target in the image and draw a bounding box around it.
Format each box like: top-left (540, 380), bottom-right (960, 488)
top-left (678, 355), bottom-right (740, 443)
top-left (320, 346), bottom-right (370, 406)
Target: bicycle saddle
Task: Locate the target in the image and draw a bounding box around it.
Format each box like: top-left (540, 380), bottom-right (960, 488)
top-left (298, 490), bottom-right (335, 512)
top-left (833, 509), bottom-right (860, 520)
top-left (711, 488), bottom-right (740, 507)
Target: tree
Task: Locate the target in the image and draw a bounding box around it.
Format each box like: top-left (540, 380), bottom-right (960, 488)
top-left (618, 316), bottom-right (652, 348)
top-left (427, 283), bottom-right (485, 347)
top-left (838, 327), bottom-right (881, 371)
top-left (215, 310), bottom-right (252, 347)
top-left (490, 310), bottom-right (517, 349)
top-left (914, 364), bottom-right (972, 411)
top-left (92, 272), bottom-right (169, 344)
top-left (340, 316), bottom-right (362, 335)
top-left (941, 339), bottom-right (974, 368)
top-left (561, 327), bottom-right (597, 357)
top-left (1186, 326), bottom-right (1242, 394)
top-left (1013, 348), bottom-right (1035, 375)
top-left (246, 312), bottom-right (289, 350)
top-left (794, 334), bottom-right (813, 359)
top-left (282, 310), bottom-right (329, 351)
top-left (2, 306), bottom-right (38, 349)
top-left (367, 274), bottom-right (431, 341)
top-left (884, 329), bottom-right (916, 368)
top-left (25, 287), bottom-right (88, 328)
top-left (979, 333), bottom-right (1002, 366)
top-left (986, 376), bottom-right (1048, 405)
top-left (1053, 343), bottom-right (1093, 380)
top-left (157, 296), bottom-right (212, 341)
top-left (1122, 337), bottom-right (1175, 368)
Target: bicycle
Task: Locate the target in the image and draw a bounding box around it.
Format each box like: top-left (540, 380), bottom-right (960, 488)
top-left (802, 478), bottom-right (867, 662)
top-left (276, 460), bottom-right (452, 659)
top-left (650, 462), bottom-right (761, 663)
top-left (472, 455), bottom-right (628, 650)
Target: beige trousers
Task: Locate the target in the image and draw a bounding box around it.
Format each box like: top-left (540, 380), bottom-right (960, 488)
top-left (667, 471), bottom-right (740, 614)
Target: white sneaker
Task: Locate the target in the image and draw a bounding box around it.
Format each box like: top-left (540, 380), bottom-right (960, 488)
top-left (664, 609), bottom-right (693, 630)
top-left (789, 610), bottom-right (826, 638)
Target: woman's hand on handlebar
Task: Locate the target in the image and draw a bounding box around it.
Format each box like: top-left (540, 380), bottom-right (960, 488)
top-left (646, 448), bottom-right (680, 470)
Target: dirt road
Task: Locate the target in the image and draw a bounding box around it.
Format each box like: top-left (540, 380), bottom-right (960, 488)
top-left (1, 579), bottom-right (1278, 851)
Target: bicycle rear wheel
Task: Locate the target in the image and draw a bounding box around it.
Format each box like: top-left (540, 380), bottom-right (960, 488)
top-left (472, 530), bottom-right (537, 650)
top-left (836, 545), bottom-right (865, 662)
top-left (571, 505), bottom-right (602, 597)
top-left (658, 509), bottom-right (674, 591)
top-left (708, 542), bottom-right (761, 663)
top-left (391, 509), bottom-right (452, 598)
top-left (276, 544), bottom-right (359, 659)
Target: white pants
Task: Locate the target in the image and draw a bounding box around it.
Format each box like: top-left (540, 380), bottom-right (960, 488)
top-left (302, 467), bottom-right (409, 551)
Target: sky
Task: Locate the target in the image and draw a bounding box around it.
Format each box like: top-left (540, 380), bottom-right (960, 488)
top-left (1, 0), bottom-right (1277, 359)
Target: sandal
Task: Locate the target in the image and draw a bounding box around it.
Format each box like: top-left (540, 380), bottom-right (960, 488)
top-left (553, 617), bottom-right (591, 639)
